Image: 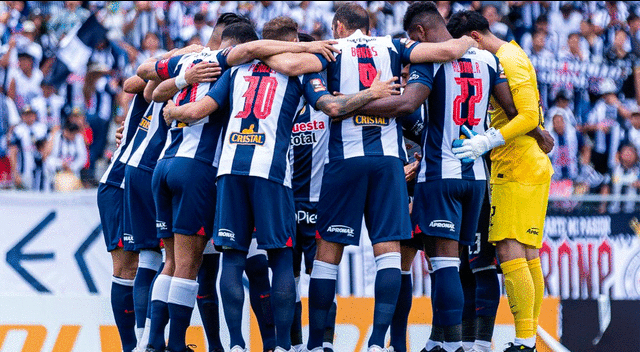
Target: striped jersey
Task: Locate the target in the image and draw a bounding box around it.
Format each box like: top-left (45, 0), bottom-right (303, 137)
top-left (100, 93), bottom-right (150, 188)
top-left (155, 48), bottom-right (231, 166)
top-left (407, 48), bottom-right (506, 182)
top-left (207, 60), bottom-right (330, 187)
top-left (315, 30), bottom-right (418, 162)
top-left (120, 101), bottom-right (169, 172)
top-left (290, 103), bottom-right (329, 202)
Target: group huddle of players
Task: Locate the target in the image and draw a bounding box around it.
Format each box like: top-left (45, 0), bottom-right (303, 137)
top-left (97, 2), bottom-right (553, 352)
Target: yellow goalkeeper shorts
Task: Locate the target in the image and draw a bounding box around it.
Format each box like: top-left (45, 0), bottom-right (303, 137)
top-left (488, 180), bottom-right (550, 249)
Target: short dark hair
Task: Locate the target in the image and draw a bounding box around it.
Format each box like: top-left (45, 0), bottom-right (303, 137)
top-left (447, 10), bottom-right (490, 38)
top-left (194, 12), bottom-right (205, 23)
top-left (221, 22), bottom-right (259, 44)
top-left (403, 1), bottom-right (443, 32)
top-left (262, 16), bottom-right (298, 41)
top-left (215, 12), bottom-right (251, 28)
top-left (63, 121), bottom-right (80, 133)
top-left (333, 3), bottom-right (369, 33)
top-left (298, 32), bottom-right (315, 42)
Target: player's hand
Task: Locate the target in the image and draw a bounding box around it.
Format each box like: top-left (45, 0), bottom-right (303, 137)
top-left (163, 100), bottom-right (176, 126)
top-left (186, 62), bottom-right (221, 85)
top-left (461, 35), bottom-right (479, 49)
top-left (536, 129), bottom-right (554, 154)
top-left (368, 71), bottom-right (401, 99)
top-left (303, 40), bottom-right (340, 62)
top-left (404, 152), bottom-right (422, 182)
top-left (452, 126), bottom-right (505, 161)
top-left (114, 122), bottom-right (125, 148)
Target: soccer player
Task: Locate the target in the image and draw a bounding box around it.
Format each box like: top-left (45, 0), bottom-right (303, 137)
top-left (259, 4), bottom-right (477, 352)
top-left (97, 75), bottom-right (149, 352)
top-left (139, 22), bottom-right (341, 352)
top-left (447, 10), bottom-right (555, 352)
top-left (161, 25), bottom-right (400, 352)
top-left (349, 3), bottom-right (519, 351)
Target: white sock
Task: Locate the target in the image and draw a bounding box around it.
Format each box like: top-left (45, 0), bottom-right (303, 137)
top-left (474, 340), bottom-right (492, 352)
top-left (443, 341), bottom-right (462, 352)
top-left (425, 339), bottom-right (442, 351)
top-left (462, 341), bottom-right (474, 351)
top-left (167, 277), bottom-right (199, 308)
top-left (514, 336), bottom-right (536, 348)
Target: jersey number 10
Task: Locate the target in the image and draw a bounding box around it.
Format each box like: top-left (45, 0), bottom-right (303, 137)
top-left (453, 77), bottom-right (483, 126)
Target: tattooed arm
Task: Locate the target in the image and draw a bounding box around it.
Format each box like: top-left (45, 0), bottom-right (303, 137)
top-left (314, 72), bottom-right (400, 117)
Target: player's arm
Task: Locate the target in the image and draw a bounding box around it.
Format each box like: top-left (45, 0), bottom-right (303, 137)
top-left (351, 82), bottom-right (429, 118)
top-left (123, 75), bottom-right (147, 94)
top-left (151, 61), bottom-right (222, 102)
top-left (136, 44), bottom-right (204, 80)
top-left (409, 36), bottom-right (477, 63)
top-left (314, 72), bottom-right (401, 117)
top-left (492, 81), bottom-right (553, 154)
top-left (144, 79), bottom-right (160, 103)
top-left (225, 39), bottom-right (339, 66)
top-left (162, 97), bottom-right (220, 125)
top-left (261, 52), bottom-right (326, 76)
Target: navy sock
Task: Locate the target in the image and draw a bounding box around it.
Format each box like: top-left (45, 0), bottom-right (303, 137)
top-left (197, 253), bottom-right (223, 351)
top-left (432, 266), bottom-right (463, 338)
top-left (220, 250), bottom-right (247, 349)
top-left (148, 274), bottom-right (172, 350)
top-left (267, 248), bottom-right (296, 350)
top-left (246, 254), bottom-right (276, 351)
top-left (323, 300), bottom-right (337, 345)
top-left (390, 272), bottom-right (412, 352)
top-left (307, 261), bottom-right (338, 350)
top-left (111, 276), bottom-right (137, 352)
top-left (474, 268), bottom-right (500, 342)
top-left (134, 267), bottom-right (158, 331)
top-left (460, 260), bottom-right (476, 344)
top-left (166, 278), bottom-right (199, 352)
top-left (368, 253), bottom-right (402, 348)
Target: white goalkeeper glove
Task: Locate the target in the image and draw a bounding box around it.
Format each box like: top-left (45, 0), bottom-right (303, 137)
top-left (452, 126), bottom-right (505, 161)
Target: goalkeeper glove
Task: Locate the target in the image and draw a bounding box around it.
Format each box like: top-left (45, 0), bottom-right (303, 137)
top-left (452, 126), bottom-right (505, 161)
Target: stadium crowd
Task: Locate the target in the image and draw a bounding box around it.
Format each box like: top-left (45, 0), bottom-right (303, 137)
top-left (0, 1), bottom-right (639, 210)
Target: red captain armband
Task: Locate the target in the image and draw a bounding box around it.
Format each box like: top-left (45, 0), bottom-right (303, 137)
top-left (156, 59), bottom-right (171, 80)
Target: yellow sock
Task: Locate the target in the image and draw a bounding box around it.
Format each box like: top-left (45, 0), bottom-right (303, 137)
top-left (501, 258), bottom-right (535, 339)
top-left (528, 257), bottom-right (544, 326)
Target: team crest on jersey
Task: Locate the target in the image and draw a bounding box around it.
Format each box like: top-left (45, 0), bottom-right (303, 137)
top-left (230, 124), bottom-right (265, 145)
top-left (139, 114), bottom-right (152, 131)
top-left (399, 38), bottom-right (416, 48)
top-left (310, 78), bottom-right (327, 92)
top-left (353, 115), bottom-right (389, 126)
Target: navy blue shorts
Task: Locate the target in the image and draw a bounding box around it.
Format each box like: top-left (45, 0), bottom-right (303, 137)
top-left (294, 201), bottom-right (318, 275)
top-left (152, 157), bottom-right (217, 239)
top-left (97, 183), bottom-right (133, 251)
top-left (317, 156), bottom-right (412, 246)
top-left (468, 190), bottom-right (497, 272)
top-left (412, 179), bottom-right (485, 246)
top-left (124, 165), bottom-right (161, 250)
top-left (214, 174), bottom-right (295, 252)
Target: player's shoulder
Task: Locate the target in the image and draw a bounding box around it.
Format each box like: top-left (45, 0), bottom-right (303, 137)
top-left (497, 42), bottom-right (531, 69)
top-left (464, 48), bottom-right (498, 67)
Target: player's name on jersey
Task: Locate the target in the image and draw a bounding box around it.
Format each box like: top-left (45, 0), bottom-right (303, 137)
top-left (452, 60), bottom-right (482, 74)
top-left (230, 124), bottom-right (265, 145)
top-left (248, 62), bottom-right (275, 74)
top-left (353, 115), bottom-right (389, 126)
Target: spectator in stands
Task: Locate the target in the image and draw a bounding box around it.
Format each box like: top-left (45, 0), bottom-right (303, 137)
top-left (581, 79), bottom-right (629, 188)
top-left (481, 4), bottom-right (515, 42)
top-left (607, 143), bottom-right (640, 213)
top-left (47, 1), bottom-right (90, 39)
top-left (629, 12), bottom-right (640, 53)
top-left (559, 32), bottom-right (588, 62)
top-left (135, 32), bottom-right (167, 68)
top-left (369, 1), bottom-right (410, 37)
top-left (547, 90), bottom-right (581, 182)
top-left (0, 1), bottom-right (27, 44)
top-left (8, 104), bottom-right (49, 190)
top-left (592, 1), bottom-right (629, 48)
top-left (167, 1), bottom-right (202, 49)
top-left (7, 45), bottom-right (43, 110)
top-left (550, 3), bottom-right (583, 51)
top-left (123, 1), bottom-right (166, 51)
top-left (191, 12), bottom-right (214, 47)
top-left (623, 108), bottom-right (640, 153)
top-left (45, 120), bottom-right (87, 192)
top-left (251, 1), bottom-right (291, 33)
top-left (579, 19), bottom-right (604, 64)
top-left (0, 88), bottom-right (19, 188)
top-left (520, 14), bottom-right (559, 58)
top-left (31, 80), bottom-right (64, 131)
top-left (605, 29), bottom-right (640, 106)
top-left (527, 30), bottom-right (555, 60)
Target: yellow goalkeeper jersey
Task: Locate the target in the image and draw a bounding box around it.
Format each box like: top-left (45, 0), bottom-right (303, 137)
top-left (489, 41), bottom-right (553, 185)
